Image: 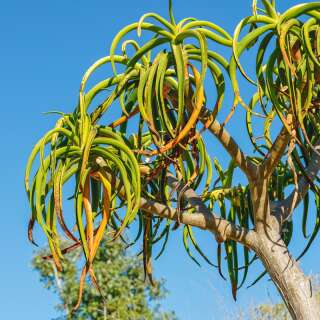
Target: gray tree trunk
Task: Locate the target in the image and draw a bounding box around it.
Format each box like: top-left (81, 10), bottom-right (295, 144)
top-left (247, 172), bottom-right (320, 320)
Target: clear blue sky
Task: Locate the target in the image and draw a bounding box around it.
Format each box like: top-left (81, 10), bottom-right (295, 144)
top-left (1, 1), bottom-right (319, 319)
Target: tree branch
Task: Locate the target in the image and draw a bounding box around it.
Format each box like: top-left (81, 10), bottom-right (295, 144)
top-left (202, 113), bottom-right (257, 180)
top-left (271, 143), bottom-right (320, 221)
top-left (140, 196), bottom-right (256, 247)
top-left (261, 126), bottom-right (290, 178)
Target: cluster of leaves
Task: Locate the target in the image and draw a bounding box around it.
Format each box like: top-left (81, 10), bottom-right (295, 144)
top-left (33, 236), bottom-right (176, 320)
top-left (25, 0), bottom-right (320, 306)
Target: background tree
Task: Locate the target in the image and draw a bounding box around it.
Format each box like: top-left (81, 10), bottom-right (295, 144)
top-left (25, 0), bottom-right (320, 319)
top-left (33, 236), bottom-right (176, 320)
top-left (237, 275), bottom-right (320, 320)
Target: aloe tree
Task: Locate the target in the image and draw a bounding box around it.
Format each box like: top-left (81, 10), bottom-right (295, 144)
top-left (25, 1), bottom-right (320, 319)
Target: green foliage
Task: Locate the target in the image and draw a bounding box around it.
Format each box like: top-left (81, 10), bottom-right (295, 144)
top-left (32, 237), bottom-right (176, 320)
top-left (249, 303), bottom-right (292, 320)
top-left (25, 0), bottom-right (320, 307)
top-left (242, 293), bottom-right (320, 320)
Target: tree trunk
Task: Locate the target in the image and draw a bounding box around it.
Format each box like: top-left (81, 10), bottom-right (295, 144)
top-left (254, 231), bottom-right (320, 320)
